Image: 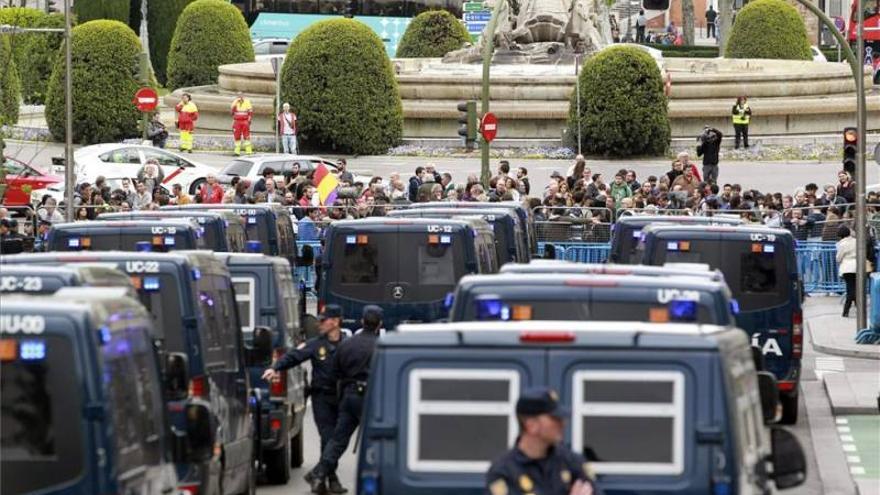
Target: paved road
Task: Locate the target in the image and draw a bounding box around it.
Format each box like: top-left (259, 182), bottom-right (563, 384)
top-left (6, 140), bottom-right (880, 196)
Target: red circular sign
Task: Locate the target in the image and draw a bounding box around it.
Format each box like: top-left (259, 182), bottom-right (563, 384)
top-left (480, 112), bottom-right (498, 143)
top-left (133, 87), bottom-right (159, 112)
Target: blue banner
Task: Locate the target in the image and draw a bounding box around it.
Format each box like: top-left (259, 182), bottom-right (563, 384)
top-left (466, 21), bottom-right (488, 33)
top-left (463, 11), bottom-right (491, 21)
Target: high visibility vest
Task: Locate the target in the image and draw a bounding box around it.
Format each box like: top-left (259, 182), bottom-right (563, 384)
top-left (733, 104), bottom-right (750, 125)
top-left (232, 99), bottom-right (253, 123)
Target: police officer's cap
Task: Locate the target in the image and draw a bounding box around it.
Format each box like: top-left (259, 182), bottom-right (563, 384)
top-left (362, 304), bottom-right (383, 320)
top-left (516, 387), bottom-right (569, 419)
top-left (319, 304), bottom-right (343, 320)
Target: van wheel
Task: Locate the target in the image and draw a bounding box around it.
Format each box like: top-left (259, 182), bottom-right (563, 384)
top-left (290, 430), bottom-right (305, 468)
top-left (264, 445), bottom-right (291, 484)
top-left (779, 391), bottom-right (799, 424)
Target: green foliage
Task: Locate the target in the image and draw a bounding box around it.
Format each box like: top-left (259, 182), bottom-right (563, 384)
top-left (725, 0), bottom-right (811, 60)
top-left (396, 10), bottom-right (470, 58)
top-left (148, 0), bottom-right (195, 85)
top-left (73, 0), bottom-right (130, 23)
top-left (45, 20), bottom-right (144, 144)
top-left (166, 0), bottom-right (254, 89)
top-left (568, 46), bottom-right (669, 157)
top-left (645, 43), bottom-right (719, 58)
top-left (0, 35), bottom-right (21, 127)
top-left (0, 8), bottom-right (66, 104)
top-left (280, 18), bottom-right (402, 155)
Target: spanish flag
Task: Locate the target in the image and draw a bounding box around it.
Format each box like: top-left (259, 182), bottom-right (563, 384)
top-left (313, 163), bottom-right (339, 206)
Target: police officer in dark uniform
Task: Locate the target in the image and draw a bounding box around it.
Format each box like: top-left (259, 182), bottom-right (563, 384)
top-left (486, 387), bottom-right (602, 495)
top-left (262, 304), bottom-right (347, 494)
top-left (305, 305), bottom-right (383, 493)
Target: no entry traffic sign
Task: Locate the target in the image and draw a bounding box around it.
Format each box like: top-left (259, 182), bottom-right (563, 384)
top-left (133, 87), bottom-right (159, 112)
top-left (480, 112), bottom-right (498, 142)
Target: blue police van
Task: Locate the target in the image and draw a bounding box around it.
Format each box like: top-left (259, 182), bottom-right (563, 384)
top-left (214, 252), bottom-right (308, 483)
top-left (449, 273), bottom-right (735, 326)
top-left (499, 259), bottom-right (725, 280)
top-left (609, 215), bottom-right (743, 264)
top-left (0, 263), bottom-right (137, 295)
top-left (357, 321), bottom-right (807, 495)
top-left (637, 224), bottom-right (803, 423)
top-left (1, 251), bottom-right (263, 494)
top-left (1, 289), bottom-right (214, 495)
top-left (97, 210), bottom-right (247, 252)
top-left (387, 207), bottom-right (528, 264)
top-left (319, 217), bottom-right (498, 329)
top-left (46, 219), bottom-right (205, 252)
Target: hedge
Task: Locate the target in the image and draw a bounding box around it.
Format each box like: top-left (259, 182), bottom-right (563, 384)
top-left (166, 0), bottom-right (254, 89)
top-left (280, 19), bottom-right (402, 155)
top-left (147, 0), bottom-right (195, 85)
top-left (396, 10), bottom-right (470, 58)
top-left (725, 0), bottom-right (811, 60)
top-left (73, 0), bottom-right (129, 23)
top-left (568, 45), bottom-right (669, 157)
top-left (45, 20), bottom-right (144, 144)
top-left (0, 35), bottom-right (21, 127)
top-left (0, 8), bottom-right (66, 104)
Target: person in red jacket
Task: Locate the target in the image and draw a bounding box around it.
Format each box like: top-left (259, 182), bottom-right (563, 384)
top-left (231, 91), bottom-right (254, 156)
top-left (175, 93), bottom-right (198, 153)
top-left (199, 174), bottom-right (224, 204)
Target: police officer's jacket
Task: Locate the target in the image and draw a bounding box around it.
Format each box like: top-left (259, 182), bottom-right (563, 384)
top-left (485, 443), bottom-right (602, 495)
top-left (329, 330), bottom-right (379, 393)
top-left (273, 333), bottom-right (345, 393)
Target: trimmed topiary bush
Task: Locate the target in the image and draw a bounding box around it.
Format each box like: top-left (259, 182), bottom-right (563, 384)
top-left (0, 8), bottom-right (66, 104)
top-left (280, 18), bottom-right (402, 155)
top-left (166, 0), bottom-right (254, 89)
top-left (73, 0), bottom-right (129, 23)
top-left (0, 35), bottom-right (21, 127)
top-left (45, 20), bottom-right (144, 144)
top-left (725, 0), bottom-right (811, 60)
top-left (148, 0), bottom-right (195, 85)
top-left (568, 46), bottom-right (669, 157)
top-left (396, 10), bottom-right (470, 58)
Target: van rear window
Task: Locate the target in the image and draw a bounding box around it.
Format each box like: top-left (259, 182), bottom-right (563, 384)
top-left (54, 231), bottom-right (198, 252)
top-left (134, 274), bottom-right (186, 352)
top-left (1, 335), bottom-right (84, 494)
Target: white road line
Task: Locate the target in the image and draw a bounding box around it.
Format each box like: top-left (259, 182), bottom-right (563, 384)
top-left (850, 466), bottom-right (866, 475)
top-left (840, 434), bottom-right (855, 443)
top-left (848, 455), bottom-right (862, 464)
top-left (838, 426), bottom-right (852, 433)
top-left (837, 418), bottom-right (849, 425)
top-left (843, 443), bottom-right (858, 452)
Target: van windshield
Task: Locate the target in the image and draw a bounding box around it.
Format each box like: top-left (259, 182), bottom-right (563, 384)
top-left (654, 239), bottom-right (790, 311)
top-left (1, 335), bottom-right (84, 494)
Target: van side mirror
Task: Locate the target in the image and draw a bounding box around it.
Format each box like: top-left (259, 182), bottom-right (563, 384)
top-left (757, 371), bottom-right (781, 424)
top-left (770, 427), bottom-right (807, 489)
top-left (751, 345), bottom-right (766, 372)
top-left (297, 244), bottom-right (315, 267)
top-left (164, 352), bottom-right (189, 401)
top-left (247, 326), bottom-right (273, 365)
top-left (185, 400), bottom-right (216, 463)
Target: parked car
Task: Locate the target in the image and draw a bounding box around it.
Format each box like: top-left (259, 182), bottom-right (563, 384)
top-left (253, 38), bottom-right (290, 62)
top-left (217, 154), bottom-right (371, 189)
top-left (1, 156), bottom-right (62, 207)
top-left (811, 46), bottom-right (828, 62)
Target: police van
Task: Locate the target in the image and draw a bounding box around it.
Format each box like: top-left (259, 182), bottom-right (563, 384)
top-left (610, 215), bottom-right (743, 264)
top-left (319, 217), bottom-right (498, 329)
top-left (98, 210), bottom-right (247, 252)
top-left (499, 260), bottom-right (725, 280)
top-left (1, 251), bottom-right (263, 494)
top-left (46, 219), bottom-right (205, 252)
top-left (214, 252), bottom-right (308, 483)
top-left (357, 321), bottom-right (807, 495)
top-left (408, 201), bottom-right (534, 260)
top-left (637, 224), bottom-right (803, 423)
top-left (1, 289), bottom-right (213, 495)
top-left (0, 263), bottom-right (137, 295)
top-left (449, 273), bottom-right (735, 326)
top-left (388, 207), bottom-right (528, 264)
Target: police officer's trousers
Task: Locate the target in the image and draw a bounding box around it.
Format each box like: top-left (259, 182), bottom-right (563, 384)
top-left (317, 391), bottom-right (364, 475)
top-left (312, 392), bottom-right (340, 455)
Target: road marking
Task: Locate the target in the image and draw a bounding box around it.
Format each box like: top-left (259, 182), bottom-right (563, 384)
top-left (815, 356), bottom-right (845, 379)
top-left (838, 426), bottom-right (852, 433)
top-left (851, 466), bottom-right (867, 475)
top-left (849, 456), bottom-right (862, 464)
top-left (841, 434), bottom-right (855, 443)
top-left (837, 418), bottom-right (850, 425)
top-left (843, 444), bottom-right (858, 452)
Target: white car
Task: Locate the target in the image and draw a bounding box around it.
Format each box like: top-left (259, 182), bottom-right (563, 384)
top-left (253, 38), bottom-right (289, 62)
top-left (217, 154), bottom-right (372, 189)
top-left (811, 46), bottom-right (827, 62)
top-left (59, 144), bottom-right (215, 195)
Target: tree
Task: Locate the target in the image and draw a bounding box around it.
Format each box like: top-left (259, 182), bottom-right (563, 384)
top-left (280, 18), bottom-right (402, 155)
top-left (145, 0), bottom-right (194, 84)
top-left (682, 0), bottom-right (695, 45)
top-left (166, 0), bottom-right (254, 89)
top-left (0, 35), bottom-right (20, 127)
top-left (567, 45), bottom-right (669, 157)
top-left (396, 10), bottom-right (470, 58)
top-left (0, 8), bottom-right (65, 104)
top-left (725, 0), bottom-right (811, 60)
top-left (73, 0), bottom-right (130, 23)
top-left (45, 20), bottom-right (145, 144)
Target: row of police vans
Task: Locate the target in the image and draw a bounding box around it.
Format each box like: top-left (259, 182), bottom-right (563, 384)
top-left (1, 203), bottom-right (312, 495)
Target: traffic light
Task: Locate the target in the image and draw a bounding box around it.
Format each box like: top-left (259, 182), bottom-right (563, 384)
top-left (843, 127), bottom-right (857, 176)
top-left (46, 0), bottom-right (58, 13)
top-left (457, 101), bottom-right (477, 151)
top-left (642, 0), bottom-right (670, 10)
top-left (344, 0), bottom-right (356, 17)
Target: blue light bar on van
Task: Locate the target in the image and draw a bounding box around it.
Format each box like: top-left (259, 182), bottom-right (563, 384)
top-left (246, 240), bottom-right (262, 253)
top-left (191, 268), bottom-right (201, 280)
top-left (440, 235), bottom-right (452, 244)
top-left (136, 241), bottom-right (152, 252)
top-left (346, 235), bottom-right (357, 244)
top-left (20, 340), bottom-right (46, 360)
top-left (143, 277), bottom-right (161, 292)
top-left (632, 229), bottom-right (643, 238)
top-left (666, 241), bottom-right (690, 252)
top-left (475, 297), bottom-right (506, 320)
top-left (196, 227), bottom-right (205, 238)
top-left (247, 216), bottom-right (257, 225)
top-left (668, 300), bottom-right (697, 322)
top-left (763, 244), bottom-right (775, 253)
top-left (68, 238), bottom-right (80, 248)
top-left (99, 326), bottom-right (112, 345)
top-left (164, 236), bottom-right (175, 246)
top-left (443, 292), bottom-right (454, 310)
top-left (730, 299), bottom-right (740, 315)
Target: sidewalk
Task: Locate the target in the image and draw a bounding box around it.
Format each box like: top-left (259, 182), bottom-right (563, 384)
top-left (805, 296), bottom-right (880, 416)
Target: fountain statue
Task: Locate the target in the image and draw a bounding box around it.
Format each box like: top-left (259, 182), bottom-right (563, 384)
top-left (443, 0), bottom-right (614, 64)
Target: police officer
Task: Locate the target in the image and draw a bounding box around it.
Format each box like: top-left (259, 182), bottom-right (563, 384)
top-left (305, 305), bottom-right (383, 493)
top-left (261, 304), bottom-right (347, 493)
top-left (486, 387), bottom-right (602, 495)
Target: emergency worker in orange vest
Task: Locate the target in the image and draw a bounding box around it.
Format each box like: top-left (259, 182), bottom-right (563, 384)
top-left (175, 93), bottom-right (198, 153)
top-left (231, 91), bottom-right (254, 156)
